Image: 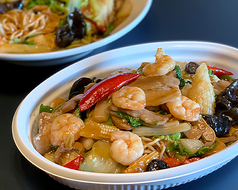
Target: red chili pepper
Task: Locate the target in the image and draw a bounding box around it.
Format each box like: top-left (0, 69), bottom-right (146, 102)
top-left (79, 73), bottom-right (140, 111)
top-left (207, 66), bottom-right (233, 77)
top-left (161, 157), bottom-right (183, 168)
top-left (64, 155), bottom-right (84, 170)
top-left (183, 157), bottom-right (201, 165)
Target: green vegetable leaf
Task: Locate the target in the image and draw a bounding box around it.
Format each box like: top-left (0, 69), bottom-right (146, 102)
top-left (208, 69), bottom-right (214, 75)
top-left (26, 0), bottom-right (51, 9)
top-left (11, 38), bottom-right (35, 45)
top-left (157, 110), bottom-right (168, 115)
top-left (153, 121), bottom-right (160, 125)
top-left (39, 104), bottom-right (53, 113)
top-left (105, 116), bottom-right (115, 126)
top-left (103, 24), bottom-right (114, 37)
top-left (136, 67), bottom-right (143, 75)
top-left (170, 133), bottom-right (181, 140)
top-left (50, 0), bottom-right (67, 13)
top-left (219, 75), bottom-right (236, 81)
top-left (52, 102), bottom-right (65, 113)
top-left (195, 144), bottom-right (216, 155)
top-left (26, 0), bottom-right (67, 14)
top-left (166, 142), bottom-right (178, 152)
top-left (152, 133), bottom-right (181, 153)
top-left (50, 144), bottom-right (59, 149)
top-left (164, 133), bottom-right (216, 157)
top-left (116, 112), bottom-right (144, 128)
top-left (75, 107), bottom-right (83, 119)
top-left (174, 65), bottom-right (185, 89)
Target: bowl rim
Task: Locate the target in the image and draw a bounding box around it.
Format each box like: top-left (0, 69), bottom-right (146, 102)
top-left (0, 0), bottom-right (153, 62)
top-left (12, 40), bottom-right (238, 184)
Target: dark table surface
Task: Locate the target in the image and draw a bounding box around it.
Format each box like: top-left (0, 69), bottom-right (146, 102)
top-left (1, 0), bottom-right (238, 189)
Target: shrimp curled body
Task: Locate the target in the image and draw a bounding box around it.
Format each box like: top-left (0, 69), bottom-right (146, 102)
top-left (110, 131), bottom-right (143, 166)
top-left (166, 95), bottom-right (201, 121)
top-left (50, 113), bottom-right (84, 146)
top-left (143, 48), bottom-right (175, 76)
top-left (112, 86), bottom-right (146, 110)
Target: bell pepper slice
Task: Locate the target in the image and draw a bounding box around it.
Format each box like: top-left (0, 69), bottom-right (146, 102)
top-left (161, 156), bottom-right (201, 168)
top-left (207, 66), bottom-right (233, 77)
top-left (64, 155), bottom-right (84, 170)
top-left (79, 73), bottom-right (140, 111)
top-left (183, 157), bottom-right (201, 164)
top-left (161, 157), bottom-right (182, 168)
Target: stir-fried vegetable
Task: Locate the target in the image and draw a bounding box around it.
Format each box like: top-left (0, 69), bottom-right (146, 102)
top-left (33, 48), bottom-right (238, 174)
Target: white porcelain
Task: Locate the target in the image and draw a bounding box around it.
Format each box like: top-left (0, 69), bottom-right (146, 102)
top-left (12, 41), bottom-right (238, 190)
top-left (0, 0), bottom-right (152, 66)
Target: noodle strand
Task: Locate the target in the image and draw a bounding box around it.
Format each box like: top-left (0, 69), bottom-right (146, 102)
top-left (0, 5), bottom-right (61, 41)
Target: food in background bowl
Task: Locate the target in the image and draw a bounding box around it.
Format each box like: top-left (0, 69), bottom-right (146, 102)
top-left (33, 47), bottom-right (238, 173)
top-left (0, 0), bottom-right (132, 53)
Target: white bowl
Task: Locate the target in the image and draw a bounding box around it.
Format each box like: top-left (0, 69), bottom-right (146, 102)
top-left (12, 41), bottom-right (238, 190)
top-left (0, 0), bottom-right (152, 66)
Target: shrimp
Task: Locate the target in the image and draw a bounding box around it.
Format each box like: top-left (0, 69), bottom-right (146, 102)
top-left (50, 113), bottom-right (84, 146)
top-left (166, 95), bottom-right (201, 121)
top-left (110, 130), bottom-right (144, 166)
top-left (112, 86), bottom-right (146, 110)
top-left (142, 48), bottom-right (175, 76)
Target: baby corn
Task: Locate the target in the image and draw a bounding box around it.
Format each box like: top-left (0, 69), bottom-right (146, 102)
top-left (124, 151), bottom-right (159, 173)
top-left (79, 120), bottom-right (119, 141)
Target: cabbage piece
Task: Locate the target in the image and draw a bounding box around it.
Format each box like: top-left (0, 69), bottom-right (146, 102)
top-left (179, 139), bottom-right (204, 154)
top-left (64, 0), bottom-right (88, 13)
top-left (80, 140), bottom-right (125, 173)
top-left (81, 0), bottom-right (114, 32)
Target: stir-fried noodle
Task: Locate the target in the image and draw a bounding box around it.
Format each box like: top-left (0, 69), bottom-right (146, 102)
top-left (142, 137), bottom-right (167, 158)
top-left (0, 5), bottom-right (61, 40)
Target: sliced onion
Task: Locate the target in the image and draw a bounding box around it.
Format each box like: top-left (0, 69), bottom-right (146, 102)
top-left (132, 123), bottom-right (191, 136)
top-left (179, 139), bottom-right (204, 154)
